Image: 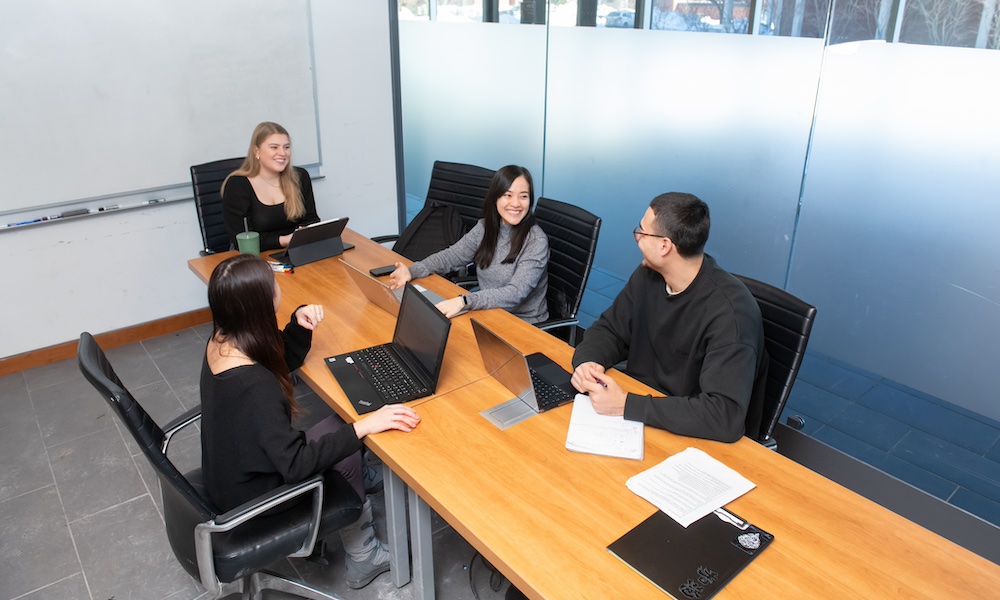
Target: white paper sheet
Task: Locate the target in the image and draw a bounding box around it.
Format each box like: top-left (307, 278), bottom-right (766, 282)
top-left (565, 394), bottom-right (644, 460)
top-left (626, 447), bottom-right (755, 527)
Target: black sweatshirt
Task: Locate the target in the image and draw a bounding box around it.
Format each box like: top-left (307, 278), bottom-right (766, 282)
top-left (200, 313), bottom-right (360, 512)
top-left (572, 256), bottom-right (767, 442)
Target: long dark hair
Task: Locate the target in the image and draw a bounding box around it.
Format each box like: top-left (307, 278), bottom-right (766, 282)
top-left (472, 165), bottom-right (536, 270)
top-left (207, 254), bottom-right (296, 410)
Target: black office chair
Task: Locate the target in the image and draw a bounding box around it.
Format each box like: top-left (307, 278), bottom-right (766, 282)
top-left (77, 332), bottom-right (362, 600)
top-left (373, 160), bottom-right (494, 252)
top-left (533, 197), bottom-right (601, 346)
top-left (191, 157), bottom-right (244, 256)
top-left (734, 276), bottom-right (817, 449)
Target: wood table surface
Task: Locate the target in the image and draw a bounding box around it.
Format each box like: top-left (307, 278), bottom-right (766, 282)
top-left (189, 229), bottom-right (1000, 599)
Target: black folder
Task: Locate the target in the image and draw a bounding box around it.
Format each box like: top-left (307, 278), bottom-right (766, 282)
top-left (607, 509), bottom-right (773, 599)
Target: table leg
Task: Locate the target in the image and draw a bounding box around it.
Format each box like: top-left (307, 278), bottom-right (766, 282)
top-left (384, 465), bottom-right (410, 587)
top-left (408, 487), bottom-right (435, 600)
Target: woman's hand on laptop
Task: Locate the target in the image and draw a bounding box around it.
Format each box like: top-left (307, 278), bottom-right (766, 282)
top-left (354, 404), bottom-right (421, 437)
top-left (387, 262), bottom-right (411, 290)
top-left (435, 296), bottom-right (466, 319)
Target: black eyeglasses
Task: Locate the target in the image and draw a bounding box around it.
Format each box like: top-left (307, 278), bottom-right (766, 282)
top-left (633, 226), bottom-right (668, 243)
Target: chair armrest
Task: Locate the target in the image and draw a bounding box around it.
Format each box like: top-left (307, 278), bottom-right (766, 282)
top-left (453, 274), bottom-right (478, 290)
top-left (537, 317), bottom-right (581, 346)
top-left (193, 475), bottom-right (326, 592)
top-left (536, 317), bottom-right (579, 333)
top-left (195, 474), bottom-right (325, 565)
top-left (370, 234), bottom-right (399, 246)
top-left (212, 474), bottom-right (324, 530)
top-left (161, 405), bottom-right (202, 454)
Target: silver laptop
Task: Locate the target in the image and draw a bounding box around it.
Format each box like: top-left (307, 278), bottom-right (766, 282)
top-left (471, 319), bottom-right (575, 430)
top-left (340, 259), bottom-right (448, 316)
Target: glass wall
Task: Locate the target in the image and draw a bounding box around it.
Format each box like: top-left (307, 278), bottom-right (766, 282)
top-left (790, 41), bottom-right (1000, 419)
top-left (396, 1), bottom-right (1000, 420)
top-left (398, 20), bottom-right (546, 214)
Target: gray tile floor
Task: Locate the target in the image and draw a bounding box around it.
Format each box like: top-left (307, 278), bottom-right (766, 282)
top-left (0, 324), bottom-right (511, 600)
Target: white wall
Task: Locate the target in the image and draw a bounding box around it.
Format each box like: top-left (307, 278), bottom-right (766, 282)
top-left (0, 0), bottom-right (399, 359)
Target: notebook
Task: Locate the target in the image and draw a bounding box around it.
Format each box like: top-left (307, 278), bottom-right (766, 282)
top-left (268, 216), bottom-right (355, 266)
top-left (470, 318), bottom-right (576, 429)
top-left (340, 259), bottom-right (447, 316)
top-left (324, 283), bottom-right (451, 415)
top-left (608, 509), bottom-right (773, 600)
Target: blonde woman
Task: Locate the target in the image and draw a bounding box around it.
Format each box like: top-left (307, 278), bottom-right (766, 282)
top-left (222, 122), bottom-right (319, 251)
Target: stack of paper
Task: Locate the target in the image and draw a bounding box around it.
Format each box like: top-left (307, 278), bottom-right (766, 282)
top-left (565, 394), bottom-right (644, 460)
top-left (626, 447), bottom-right (755, 527)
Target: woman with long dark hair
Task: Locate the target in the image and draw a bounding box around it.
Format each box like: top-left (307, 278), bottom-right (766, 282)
top-left (221, 121), bottom-right (320, 251)
top-left (201, 253), bottom-right (419, 589)
top-left (388, 165), bottom-right (549, 323)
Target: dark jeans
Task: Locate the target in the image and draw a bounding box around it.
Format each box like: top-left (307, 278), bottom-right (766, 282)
top-left (306, 415), bottom-right (365, 501)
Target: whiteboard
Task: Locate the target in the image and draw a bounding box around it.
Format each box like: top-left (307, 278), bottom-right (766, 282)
top-left (0, 0), bottom-right (319, 215)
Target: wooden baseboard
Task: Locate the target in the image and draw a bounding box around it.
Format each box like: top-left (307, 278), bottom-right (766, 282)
top-left (0, 308), bottom-right (213, 378)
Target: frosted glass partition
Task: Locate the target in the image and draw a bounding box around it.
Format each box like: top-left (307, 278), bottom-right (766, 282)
top-left (792, 41), bottom-right (1000, 420)
top-left (398, 21), bottom-right (547, 207)
top-left (543, 29), bottom-right (824, 283)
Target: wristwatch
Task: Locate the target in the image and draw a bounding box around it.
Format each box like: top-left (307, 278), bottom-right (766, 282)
top-left (462, 294), bottom-right (469, 306)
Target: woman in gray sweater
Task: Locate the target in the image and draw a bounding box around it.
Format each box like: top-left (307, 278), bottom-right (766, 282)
top-left (388, 165), bottom-right (550, 323)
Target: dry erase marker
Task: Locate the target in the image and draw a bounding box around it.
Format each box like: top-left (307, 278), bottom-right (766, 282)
top-left (98, 204), bottom-right (121, 212)
top-left (147, 198), bottom-right (165, 205)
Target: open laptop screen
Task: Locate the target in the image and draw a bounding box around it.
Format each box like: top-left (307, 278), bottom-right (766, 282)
top-left (394, 284), bottom-right (450, 383)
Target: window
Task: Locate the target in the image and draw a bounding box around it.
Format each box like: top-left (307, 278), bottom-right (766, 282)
top-left (399, 0), bottom-right (1000, 48)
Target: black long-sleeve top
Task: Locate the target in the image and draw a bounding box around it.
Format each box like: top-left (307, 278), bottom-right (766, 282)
top-left (200, 313), bottom-right (360, 512)
top-left (222, 167), bottom-right (319, 251)
top-left (572, 256), bottom-right (767, 443)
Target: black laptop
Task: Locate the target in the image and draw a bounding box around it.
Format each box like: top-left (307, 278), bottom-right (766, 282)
top-left (269, 216), bottom-right (355, 266)
top-left (325, 283), bottom-right (451, 414)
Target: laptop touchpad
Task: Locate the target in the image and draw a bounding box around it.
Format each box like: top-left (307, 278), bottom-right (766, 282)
top-left (481, 397), bottom-right (535, 430)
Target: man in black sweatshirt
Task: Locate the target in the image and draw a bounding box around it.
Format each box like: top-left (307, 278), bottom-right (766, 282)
top-left (571, 193), bottom-right (767, 442)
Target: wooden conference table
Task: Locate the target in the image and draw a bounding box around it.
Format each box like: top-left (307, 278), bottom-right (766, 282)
top-left (189, 229), bottom-right (1000, 599)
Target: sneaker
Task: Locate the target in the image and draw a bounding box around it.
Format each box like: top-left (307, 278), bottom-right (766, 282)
top-left (363, 462), bottom-right (384, 494)
top-left (345, 540), bottom-right (391, 589)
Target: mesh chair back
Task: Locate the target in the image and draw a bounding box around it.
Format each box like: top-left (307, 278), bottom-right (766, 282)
top-left (534, 197), bottom-right (601, 322)
top-left (425, 161), bottom-right (494, 234)
top-left (191, 157), bottom-right (244, 254)
top-left (734, 276), bottom-right (817, 442)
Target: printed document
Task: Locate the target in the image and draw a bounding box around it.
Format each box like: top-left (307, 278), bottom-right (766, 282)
top-left (626, 447), bottom-right (755, 527)
top-left (565, 394), bottom-right (644, 460)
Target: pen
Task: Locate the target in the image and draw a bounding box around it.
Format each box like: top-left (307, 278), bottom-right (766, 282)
top-left (7, 214), bottom-right (64, 227)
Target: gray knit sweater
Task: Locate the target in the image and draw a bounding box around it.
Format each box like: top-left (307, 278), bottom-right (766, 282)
top-left (409, 220), bottom-right (549, 323)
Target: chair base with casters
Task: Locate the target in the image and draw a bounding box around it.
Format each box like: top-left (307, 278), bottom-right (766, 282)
top-left (733, 276), bottom-right (817, 449)
top-left (77, 332), bottom-right (362, 600)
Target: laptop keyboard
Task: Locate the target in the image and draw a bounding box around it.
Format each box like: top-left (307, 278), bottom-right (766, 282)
top-left (354, 346), bottom-right (427, 403)
top-left (530, 368), bottom-right (572, 411)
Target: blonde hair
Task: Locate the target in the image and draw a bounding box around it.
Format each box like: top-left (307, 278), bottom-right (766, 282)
top-left (222, 122), bottom-right (305, 220)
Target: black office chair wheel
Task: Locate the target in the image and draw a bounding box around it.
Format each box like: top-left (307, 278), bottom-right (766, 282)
top-left (786, 415), bottom-right (806, 430)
